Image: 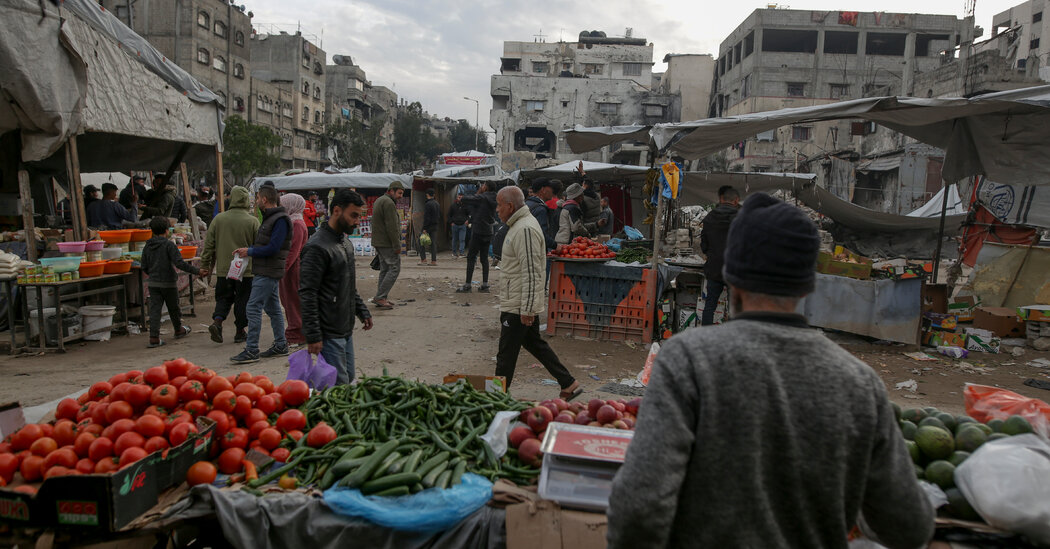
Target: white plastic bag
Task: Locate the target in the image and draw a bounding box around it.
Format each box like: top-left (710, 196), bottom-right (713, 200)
top-left (227, 255), bottom-right (248, 281)
top-left (636, 342), bottom-right (660, 386)
top-left (955, 434), bottom-right (1050, 544)
top-left (478, 410), bottom-right (520, 459)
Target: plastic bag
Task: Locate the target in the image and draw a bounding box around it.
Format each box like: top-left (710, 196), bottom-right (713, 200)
top-left (323, 473), bottom-right (493, 532)
top-left (286, 349), bottom-right (337, 390)
top-left (963, 383), bottom-right (1050, 439)
top-left (955, 434), bottom-right (1050, 545)
top-left (623, 225), bottom-right (644, 240)
top-left (227, 255), bottom-right (248, 281)
top-left (636, 342), bottom-right (660, 386)
top-left (478, 411), bottom-right (521, 459)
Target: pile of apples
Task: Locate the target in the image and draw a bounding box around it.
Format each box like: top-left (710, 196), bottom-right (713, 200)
top-left (507, 397), bottom-right (642, 467)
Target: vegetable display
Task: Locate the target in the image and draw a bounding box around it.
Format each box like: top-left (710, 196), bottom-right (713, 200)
top-left (550, 237), bottom-right (616, 259)
top-left (615, 247), bottom-right (651, 264)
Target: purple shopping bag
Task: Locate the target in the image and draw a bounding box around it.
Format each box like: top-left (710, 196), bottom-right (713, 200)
top-left (287, 349), bottom-right (337, 390)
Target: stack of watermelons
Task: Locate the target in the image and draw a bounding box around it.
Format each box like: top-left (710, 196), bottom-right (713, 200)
top-left (893, 404), bottom-right (1035, 522)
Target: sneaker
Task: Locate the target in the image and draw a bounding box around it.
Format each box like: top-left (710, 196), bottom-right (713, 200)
top-left (209, 323), bottom-right (223, 343)
top-left (234, 329), bottom-right (247, 344)
top-left (230, 349), bottom-right (259, 364)
top-left (259, 344), bottom-right (290, 358)
top-left (478, 284), bottom-right (490, 293)
top-left (455, 284), bottom-right (472, 293)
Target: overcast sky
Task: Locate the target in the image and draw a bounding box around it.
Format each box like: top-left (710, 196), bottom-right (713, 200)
top-left (248, 0), bottom-right (1020, 134)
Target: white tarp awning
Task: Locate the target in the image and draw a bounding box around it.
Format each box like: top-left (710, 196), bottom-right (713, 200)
top-left (0, 0), bottom-right (223, 170)
top-left (907, 184), bottom-right (967, 217)
top-left (252, 172), bottom-right (413, 192)
top-left (563, 124), bottom-right (651, 154)
top-left (857, 155), bottom-right (903, 173)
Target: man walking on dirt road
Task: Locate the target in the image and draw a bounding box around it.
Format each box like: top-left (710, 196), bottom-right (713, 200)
top-left (371, 181), bottom-right (404, 310)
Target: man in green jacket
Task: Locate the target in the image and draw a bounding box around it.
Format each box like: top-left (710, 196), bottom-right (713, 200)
top-left (371, 181), bottom-right (404, 310)
top-left (199, 186), bottom-right (260, 344)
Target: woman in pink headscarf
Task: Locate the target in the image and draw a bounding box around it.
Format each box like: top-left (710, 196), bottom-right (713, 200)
top-left (279, 192), bottom-right (309, 345)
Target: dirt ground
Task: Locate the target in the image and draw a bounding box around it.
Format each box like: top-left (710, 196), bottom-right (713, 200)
top-left (1, 253), bottom-right (1048, 416)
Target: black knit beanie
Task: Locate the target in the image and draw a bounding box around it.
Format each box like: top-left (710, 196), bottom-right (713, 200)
top-left (722, 193), bottom-right (820, 297)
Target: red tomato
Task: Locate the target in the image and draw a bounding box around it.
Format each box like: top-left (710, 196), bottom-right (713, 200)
top-left (44, 448), bottom-right (77, 470)
top-left (143, 366), bottom-right (169, 387)
top-left (285, 429), bottom-right (304, 442)
top-left (205, 410), bottom-right (230, 437)
top-left (164, 357), bottom-right (192, 379)
top-left (169, 376), bottom-right (188, 389)
top-left (85, 382), bottom-right (112, 402)
top-left (108, 372), bottom-right (128, 386)
top-left (10, 423), bottom-right (43, 451)
top-left (253, 376), bottom-right (276, 394)
top-left (143, 405), bottom-right (169, 419)
top-left (118, 447), bottom-right (148, 468)
top-left (256, 395), bottom-right (279, 416)
top-left (75, 458), bottom-right (95, 474)
top-left (44, 465), bottom-right (73, 479)
top-left (184, 400), bottom-right (210, 417)
top-left (105, 401), bottom-right (134, 424)
top-left (234, 371), bottom-right (254, 385)
top-left (20, 455), bottom-right (44, 481)
top-left (108, 418), bottom-right (137, 440)
top-left (52, 420), bottom-right (78, 447)
top-left (268, 393), bottom-right (285, 413)
top-left (73, 432), bottom-right (97, 458)
top-left (125, 369), bottom-right (144, 379)
top-left (257, 428), bottom-right (282, 451)
top-left (29, 437), bottom-right (58, 457)
top-left (217, 447), bottom-right (245, 474)
top-left (189, 366), bottom-right (216, 384)
top-left (113, 432), bottom-right (145, 456)
top-left (270, 447), bottom-right (291, 463)
top-left (278, 380), bottom-right (310, 407)
top-left (88, 436), bottom-right (114, 462)
top-left (232, 395), bottom-right (252, 418)
top-left (186, 461), bottom-right (217, 486)
top-left (178, 380), bottom-right (207, 403)
top-left (0, 453), bottom-right (19, 483)
top-left (275, 409), bottom-right (307, 433)
top-left (205, 376), bottom-right (234, 400)
top-left (245, 408), bottom-right (269, 426)
top-left (212, 390), bottom-right (237, 413)
top-left (234, 383), bottom-right (264, 404)
top-left (135, 415), bottom-right (166, 438)
top-left (90, 402), bottom-right (110, 426)
top-left (220, 428), bottom-right (248, 450)
top-left (144, 436), bottom-right (169, 453)
top-left (37, 423), bottom-right (53, 438)
top-left (150, 384), bottom-right (179, 410)
top-left (55, 398), bottom-right (81, 421)
top-left (81, 422), bottom-right (104, 437)
top-left (164, 411), bottom-right (193, 435)
top-left (0, 442), bottom-right (10, 454)
top-left (169, 422), bottom-right (198, 446)
top-left (94, 457), bottom-right (119, 474)
top-left (76, 402), bottom-right (95, 423)
top-left (248, 420), bottom-right (270, 440)
top-left (125, 384), bottom-right (153, 410)
top-left (251, 446), bottom-right (270, 457)
top-left (109, 382), bottom-right (131, 403)
top-left (306, 422), bottom-right (337, 448)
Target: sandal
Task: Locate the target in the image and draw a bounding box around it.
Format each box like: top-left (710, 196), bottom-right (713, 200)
top-left (148, 339), bottom-right (166, 348)
top-left (559, 382), bottom-right (584, 402)
top-left (175, 325), bottom-right (191, 339)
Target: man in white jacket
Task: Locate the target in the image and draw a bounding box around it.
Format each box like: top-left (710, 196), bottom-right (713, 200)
top-left (495, 186), bottom-right (583, 401)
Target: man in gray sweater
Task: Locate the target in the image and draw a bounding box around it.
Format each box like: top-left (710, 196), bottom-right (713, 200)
top-left (607, 193), bottom-right (933, 549)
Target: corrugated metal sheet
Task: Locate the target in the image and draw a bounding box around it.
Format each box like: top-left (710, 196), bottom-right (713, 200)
top-left (802, 275), bottom-right (922, 344)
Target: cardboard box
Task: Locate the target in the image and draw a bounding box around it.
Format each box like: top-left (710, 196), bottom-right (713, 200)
top-left (922, 329), bottom-right (967, 348)
top-left (677, 307), bottom-right (698, 331)
top-left (923, 312), bottom-right (957, 331)
top-left (0, 412), bottom-right (215, 531)
top-left (1017, 305), bottom-right (1050, 322)
top-left (442, 374), bottom-right (507, 393)
top-left (949, 297), bottom-right (978, 323)
top-left (816, 247), bottom-right (872, 280)
top-left (972, 307), bottom-right (1026, 338)
top-left (506, 499), bottom-right (607, 549)
top-left (923, 284), bottom-right (949, 314)
top-left (964, 327), bottom-right (1001, 354)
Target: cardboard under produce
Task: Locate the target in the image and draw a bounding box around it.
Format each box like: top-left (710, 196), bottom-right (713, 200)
top-left (972, 307), bottom-right (1026, 339)
top-left (505, 499), bottom-right (608, 549)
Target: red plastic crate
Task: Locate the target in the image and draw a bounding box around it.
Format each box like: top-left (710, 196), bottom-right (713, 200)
top-left (545, 261), bottom-right (657, 343)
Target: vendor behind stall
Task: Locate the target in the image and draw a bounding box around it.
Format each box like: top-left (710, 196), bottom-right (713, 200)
top-left (140, 174), bottom-right (176, 220)
top-left (86, 183), bottom-right (138, 229)
top-left (607, 193), bottom-right (934, 549)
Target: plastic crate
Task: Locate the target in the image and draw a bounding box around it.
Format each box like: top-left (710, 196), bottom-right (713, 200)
top-left (546, 261), bottom-right (657, 343)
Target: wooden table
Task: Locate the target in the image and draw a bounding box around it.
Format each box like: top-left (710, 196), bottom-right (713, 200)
top-left (18, 272), bottom-right (131, 352)
top-left (0, 276), bottom-right (21, 354)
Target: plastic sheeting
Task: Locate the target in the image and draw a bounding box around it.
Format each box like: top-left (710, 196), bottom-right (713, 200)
top-left (163, 485), bottom-right (506, 549)
top-left (563, 124), bottom-right (651, 154)
top-left (253, 172), bottom-right (414, 192)
top-left (0, 0), bottom-right (223, 169)
top-left (975, 177), bottom-right (1050, 229)
top-left (907, 184), bottom-right (966, 217)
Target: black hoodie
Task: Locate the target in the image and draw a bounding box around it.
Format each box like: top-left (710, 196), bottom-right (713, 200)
top-left (700, 203), bottom-right (739, 282)
top-left (141, 235), bottom-right (200, 288)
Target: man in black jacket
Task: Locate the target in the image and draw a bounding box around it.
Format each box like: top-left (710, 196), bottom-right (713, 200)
top-left (526, 178), bottom-right (558, 251)
top-left (418, 188), bottom-right (441, 266)
top-left (447, 193), bottom-right (469, 258)
top-left (699, 185), bottom-right (740, 325)
top-left (456, 182), bottom-right (497, 293)
top-left (300, 189), bottom-right (373, 384)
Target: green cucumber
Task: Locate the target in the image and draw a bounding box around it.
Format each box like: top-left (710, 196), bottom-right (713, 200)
top-left (369, 451), bottom-right (402, 480)
top-left (415, 451), bottom-right (449, 478)
top-left (371, 485), bottom-right (410, 497)
top-left (435, 470), bottom-right (452, 490)
top-left (386, 455), bottom-right (410, 475)
top-left (402, 449), bottom-right (424, 474)
top-left (421, 460), bottom-right (449, 488)
top-left (360, 472), bottom-right (422, 495)
top-left (450, 460), bottom-right (467, 486)
top-left (342, 439), bottom-right (399, 489)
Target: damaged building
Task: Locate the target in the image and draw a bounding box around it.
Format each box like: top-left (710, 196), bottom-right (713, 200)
top-left (490, 30), bottom-right (683, 170)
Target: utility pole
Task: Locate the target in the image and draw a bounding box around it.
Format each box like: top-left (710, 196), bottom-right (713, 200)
top-left (463, 96), bottom-right (479, 151)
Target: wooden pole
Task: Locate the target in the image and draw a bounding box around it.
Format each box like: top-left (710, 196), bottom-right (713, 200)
top-left (215, 146), bottom-right (225, 213)
top-left (67, 138), bottom-right (89, 240)
top-left (18, 170), bottom-right (37, 262)
top-left (180, 163), bottom-right (201, 241)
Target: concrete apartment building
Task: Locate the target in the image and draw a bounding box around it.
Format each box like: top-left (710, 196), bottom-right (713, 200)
top-left (659, 54), bottom-right (716, 122)
top-left (992, 0), bottom-right (1050, 80)
top-left (490, 31), bottom-right (681, 170)
top-left (250, 32), bottom-right (327, 171)
top-left (713, 9), bottom-right (973, 213)
top-left (325, 55), bottom-right (399, 171)
top-left (99, 0), bottom-right (252, 116)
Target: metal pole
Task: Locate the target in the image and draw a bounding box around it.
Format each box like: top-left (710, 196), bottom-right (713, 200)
top-left (931, 181), bottom-right (951, 283)
top-left (463, 97), bottom-right (479, 151)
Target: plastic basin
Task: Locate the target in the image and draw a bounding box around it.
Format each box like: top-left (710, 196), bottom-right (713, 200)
top-left (130, 229), bottom-right (153, 242)
top-left (39, 256), bottom-right (83, 273)
top-left (84, 240), bottom-right (106, 251)
top-left (98, 230), bottom-right (133, 244)
top-left (80, 305), bottom-right (116, 342)
top-left (103, 260), bottom-right (133, 274)
top-left (179, 246), bottom-right (198, 259)
top-left (79, 261), bottom-right (106, 278)
top-left (56, 241), bottom-right (87, 253)
top-left (101, 247), bottom-right (123, 261)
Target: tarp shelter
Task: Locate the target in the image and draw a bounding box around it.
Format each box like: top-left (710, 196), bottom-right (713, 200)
top-left (967, 242), bottom-right (1050, 307)
top-left (908, 185), bottom-right (966, 217)
top-left (563, 125), bottom-right (652, 156)
top-left (252, 172), bottom-right (413, 192)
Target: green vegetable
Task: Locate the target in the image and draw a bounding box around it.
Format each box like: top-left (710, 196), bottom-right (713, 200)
top-left (342, 439), bottom-right (399, 489)
top-left (360, 472), bottom-right (422, 495)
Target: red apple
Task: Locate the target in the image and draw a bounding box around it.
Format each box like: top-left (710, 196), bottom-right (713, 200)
top-left (527, 406), bottom-right (554, 433)
top-left (588, 399), bottom-right (604, 417)
top-left (610, 420), bottom-right (628, 430)
top-left (540, 401), bottom-right (559, 417)
top-left (609, 400), bottom-right (626, 413)
top-left (574, 412), bottom-right (591, 425)
top-left (596, 405), bottom-right (617, 425)
top-left (587, 421), bottom-right (601, 427)
top-left (622, 418), bottom-right (635, 429)
top-left (625, 398), bottom-right (642, 416)
top-left (568, 402), bottom-right (584, 414)
top-left (551, 398), bottom-right (569, 412)
top-left (508, 426), bottom-right (536, 449)
top-left (519, 409), bottom-right (531, 423)
top-left (554, 412), bottom-right (575, 424)
top-left (518, 438), bottom-right (543, 468)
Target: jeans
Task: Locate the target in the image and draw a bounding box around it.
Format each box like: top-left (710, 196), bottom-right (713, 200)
top-left (450, 224), bottom-right (467, 256)
top-left (245, 275), bottom-right (286, 353)
top-left (465, 234), bottom-right (491, 284)
top-left (374, 247), bottom-right (401, 301)
top-left (418, 228), bottom-right (437, 261)
top-left (321, 335), bottom-right (355, 385)
top-left (148, 286), bottom-right (181, 339)
top-left (495, 312), bottom-right (575, 390)
top-left (213, 276), bottom-right (252, 330)
top-left (701, 279), bottom-right (727, 326)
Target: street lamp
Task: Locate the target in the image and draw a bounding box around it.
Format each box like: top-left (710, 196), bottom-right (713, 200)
top-left (463, 96), bottom-right (479, 151)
